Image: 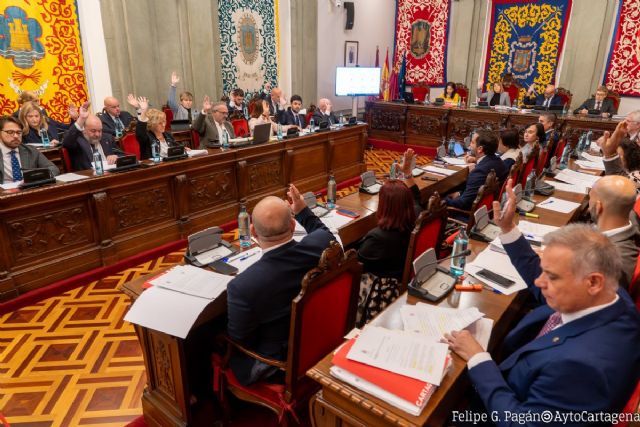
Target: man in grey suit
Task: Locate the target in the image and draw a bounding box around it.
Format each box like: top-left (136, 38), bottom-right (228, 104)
top-left (589, 174), bottom-right (640, 289)
top-left (193, 97), bottom-right (236, 149)
top-left (0, 115), bottom-right (59, 183)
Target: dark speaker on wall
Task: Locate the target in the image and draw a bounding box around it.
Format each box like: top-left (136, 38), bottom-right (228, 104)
top-left (345, 2), bottom-right (354, 30)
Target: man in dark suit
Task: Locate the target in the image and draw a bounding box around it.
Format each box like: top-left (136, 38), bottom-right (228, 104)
top-left (228, 88), bottom-right (247, 119)
top-left (226, 184), bottom-right (335, 385)
top-left (312, 98), bottom-right (338, 126)
top-left (99, 96), bottom-right (134, 137)
top-left (280, 95), bottom-right (306, 128)
top-left (0, 115), bottom-right (59, 183)
top-left (62, 102), bottom-right (119, 171)
top-left (574, 85), bottom-right (617, 117)
top-left (523, 84), bottom-right (564, 108)
top-left (538, 112), bottom-right (561, 168)
top-left (193, 97), bottom-right (235, 148)
top-left (445, 180), bottom-right (640, 421)
top-left (446, 130), bottom-right (506, 210)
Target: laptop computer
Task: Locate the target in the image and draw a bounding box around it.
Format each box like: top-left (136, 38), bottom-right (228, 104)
top-left (252, 123), bottom-right (272, 145)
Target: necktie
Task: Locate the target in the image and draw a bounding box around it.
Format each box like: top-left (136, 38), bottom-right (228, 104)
top-left (544, 98), bottom-right (550, 108)
top-left (596, 101), bottom-right (601, 111)
top-left (187, 108), bottom-right (192, 123)
top-left (295, 113), bottom-right (300, 127)
top-left (115, 116), bottom-right (124, 132)
top-left (10, 150), bottom-right (22, 181)
top-left (536, 312), bottom-right (563, 338)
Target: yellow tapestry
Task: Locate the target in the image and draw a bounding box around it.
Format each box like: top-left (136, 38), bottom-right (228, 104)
top-left (0, 1), bottom-right (88, 123)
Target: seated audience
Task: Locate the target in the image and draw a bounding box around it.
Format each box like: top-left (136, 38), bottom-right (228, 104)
top-left (193, 97), bottom-right (235, 148)
top-left (442, 82), bottom-right (461, 106)
top-left (167, 72), bottom-right (199, 122)
top-left (99, 96), bottom-right (134, 137)
top-left (523, 84), bottom-right (563, 108)
top-left (574, 85), bottom-right (617, 117)
top-left (19, 101), bottom-right (59, 146)
top-left (226, 184), bottom-right (334, 385)
top-left (445, 180), bottom-right (640, 420)
top-left (446, 130), bottom-right (506, 210)
top-left (520, 123), bottom-right (546, 161)
top-left (600, 120), bottom-right (640, 189)
top-left (312, 98), bottom-right (338, 126)
top-left (281, 95), bottom-right (306, 128)
top-left (62, 102), bottom-right (119, 171)
top-left (0, 115), bottom-right (59, 183)
top-left (134, 96), bottom-right (186, 159)
top-left (476, 81), bottom-right (511, 107)
top-left (228, 88), bottom-right (247, 118)
top-left (498, 128), bottom-right (520, 171)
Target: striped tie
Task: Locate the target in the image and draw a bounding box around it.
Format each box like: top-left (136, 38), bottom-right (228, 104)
top-left (536, 312), bottom-right (563, 338)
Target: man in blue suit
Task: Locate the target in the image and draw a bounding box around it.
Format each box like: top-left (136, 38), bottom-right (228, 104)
top-left (226, 184), bottom-right (335, 385)
top-left (446, 130), bottom-right (507, 210)
top-left (445, 180), bottom-right (640, 424)
top-left (281, 95), bottom-right (307, 129)
top-left (523, 84), bottom-right (564, 108)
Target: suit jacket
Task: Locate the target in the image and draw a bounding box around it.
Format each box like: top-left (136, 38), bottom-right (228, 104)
top-left (62, 124), bottom-right (118, 171)
top-left (226, 207), bottom-right (334, 385)
top-left (259, 92), bottom-right (286, 123)
top-left (135, 120), bottom-right (182, 159)
top-left (0, 144), bottom-right (59, 182)
top-left (99, 111), bottom-right (134, 137)
top-left (312, 110), bottom-right (338, 126)
top-left (607, 225), bottom-right (640, 290)
top-left (477, 89), bottom-right (511, 106)
top-left (193, 113), bottom-right (236, 149)
top-left (573, 97), bottom-right (617, 115)
top-left (468, 235), bottom-right (640, 423)
top-left (523, 93), bottom-right (564, 107)
top-left (281, 109), bottom-right (306, 128)
top-left (167, 85), bottom-right (199, 122)
top-left (603, 155), bottom-right (640, 190)
top-left (22, 126), bottom-right (59, 145)
top-left (446, 154), bottom-right (506, 210)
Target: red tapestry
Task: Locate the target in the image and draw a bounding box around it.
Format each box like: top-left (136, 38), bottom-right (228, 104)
top-left (393, 0), bottom-right (451, 87)
top-left (604, 0), bottom-right (640, 97)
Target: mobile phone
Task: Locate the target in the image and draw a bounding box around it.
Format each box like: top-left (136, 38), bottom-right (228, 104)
top-left (476, 269), bottom-right (515, 287)
top-left (336, 208), bottom-right (359, 218)
top-left (208, 259), bottom-right (239, 275)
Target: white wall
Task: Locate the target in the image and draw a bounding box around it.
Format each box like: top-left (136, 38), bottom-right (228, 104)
top-left (316, 0), bottom-right (395, 111)
top-left (278, 0), bottom-right (292, 96)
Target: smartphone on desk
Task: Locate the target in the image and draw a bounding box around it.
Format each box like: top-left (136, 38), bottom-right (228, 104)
top-left (336, 208), bottom-right (359, 218)
top-left (476, 268), bottom-right (516, 287)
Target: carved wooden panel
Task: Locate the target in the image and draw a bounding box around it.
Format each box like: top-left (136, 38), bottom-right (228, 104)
top-left (188, 170), bottom-right (236, 211)
top-left (7, 204), bottom-right (92, 262)
top-left (111, 187), bottom-right (172, 231)
top-left (448, 114), bottom-right (504, 141)
top-left (407, 112), bottom-right (442, 136)
top-left (149, 334), bottom-right (175, 399)
top-left (370, 108), bottom-right (403, 132)
top-left (563, 125), bottom-right (608, 148)
top-left (248, 158), bottom-right (282, 192)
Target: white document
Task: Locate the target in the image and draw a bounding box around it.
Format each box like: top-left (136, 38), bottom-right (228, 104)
top-left (124, 286), bottom-right (212, 338)
top-left (187, 149), bottom-right (208, 157)
top-left (26, 142), bottom-right (45, 147)
top-left (441, 157), bottom-right (467, 166)
top-left (545, 180), bottom-right (588, 194)
top-left (364, 183), bottom-right (381, 193)
top-left (0, 182), bottom-right (21, 190)
top-left (320, 210), bottom-right (353, 232)
top-left (149, 265), bottom-right (231, 299)
top-left (193, 245), bottom-right (233, 265)
top-left (55, 173), bottom-right (89, 183)
top-left (581, 152), bottom-right (604, 164)
top-left (554, 169), bottom-right (600, 187)
top-left (421, 165), bottom-right (457, 176)
top-left (575, 160), bottom-right (605, 171)
top-left (227, 247), bottom-right (262, 273)
top-left (465, 247), bottom-right (528, 295)
top-left (467, 318), bottom-right (494, 351)
top-left (346, 326), bottom-right (449, 385)
top-left (92, 161), bottom-right (117, 171)
top-left (517, 220), bottom-right (559, 241)
top-left (294, 220), bottom-right (344, 247)
top-left (536, 197), bottom-right (581, 214)
top-left (400, 304), bottom-right (484, 338)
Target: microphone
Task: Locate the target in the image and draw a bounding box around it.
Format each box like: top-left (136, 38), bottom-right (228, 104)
top-left (409, 249), bottom-right (471, 302)
top-left (414, 249), bottom-right (471, 282)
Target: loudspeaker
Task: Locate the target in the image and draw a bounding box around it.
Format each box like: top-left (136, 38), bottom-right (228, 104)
top-left (345, 2), bottom-right (354, 30)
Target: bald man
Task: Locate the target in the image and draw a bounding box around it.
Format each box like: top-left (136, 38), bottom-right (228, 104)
top-left (312, 98), bottom-right (338, 126)
top-left (588, 175), bottom-right (640, 289)
top-left (523, 83), bottom-right (563, 108)
top-left (260, 85), bottom-right (287, 121)
top-left (226, 185), bottom-right (335, 385)
top-left (62, 102), bottom-right (119, 171)
top-left (99, 96), bottom-right (134, 137)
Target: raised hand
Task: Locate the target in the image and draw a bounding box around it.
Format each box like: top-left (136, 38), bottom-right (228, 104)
top-left (601, 121), bottom-right (628, 157)
top-left (492, 178), bottom-right (517, 234)
top-left (287, 183), bottom-right (306, 215)
top-left (137, 96), bottom-right (149, 113)
top-left (68, 104), bottom-right (79, 121)
top-left (202, 95), bottom-right (212, 113)
top-left (170, 71), bottom-right (180, 87)
top-left (400, 148), bottom-right (415, 177)
top-left (126, 94), bottom-right (140, 109)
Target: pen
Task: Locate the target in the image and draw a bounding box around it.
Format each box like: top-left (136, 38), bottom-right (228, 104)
top-left (539, 200), bottom-right (554, 205)
top-left (238, 252), bottom-right (257, 262)
top-left (482, 284), bottom-right (503, 294)
top-left (421, 175), bottom-right (438, 181)
top-left (519, 212), bottom-right (539, 218)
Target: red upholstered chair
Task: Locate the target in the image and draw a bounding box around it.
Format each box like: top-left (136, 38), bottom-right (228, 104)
top-left (401, 192), bottom-right (448, 290)
top-left (554, 138), bottom-right (568, 159)
top-left (119, 132), bottom-right (141, 160)
top-left (191, 129), bottom-right (200, 149)
top-left (629, 250), bottom-right (640, 310)
top-left (59, 147), bottom-right (73, 172)
top-left (231, 119), bottom-right (250, 138)
top-left (162, 106), bottom-right (173, 131)
top-left (618, 380), bottom-right (640, 427)
top-left (499, 152), bottom-right (523, 200)
top-left (213, 241), bottom-right (361, 425)
top-left (456, 83), bottom-right (469, 106)
top-left (519, 143), bottom-right (540, 188)
top-left (537, 146), bottom-right (549, 176)
top-left (412, 83), bottom-right (430, 103)
top-left (606, 90), bottom-right (621, 113)
top-left (556, 87), bottom-right (573, 109)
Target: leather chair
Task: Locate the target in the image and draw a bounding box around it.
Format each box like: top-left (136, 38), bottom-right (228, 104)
top-left (556, 87), bottom-right (573, 109)
top-left (119, 131), bottom-right (141, 160)
top-left (606, 90), bottom-right (621, 113)
top-left (231, 119), bottom-right (250, 138)
top-left (162, 106), bottom-right (173, 132)
top-left (59, 146), bottom-right (73, 172)
top-left (447, 169), bottom-right (500, 231)
top-left (411, 83), bottom-right (430, 103)
top-left (499, 152), bottom-right (523, 200)
top-left (519, 142), bottom-right (540, 188)
top-left (456, 83), bottom-right (469, 106)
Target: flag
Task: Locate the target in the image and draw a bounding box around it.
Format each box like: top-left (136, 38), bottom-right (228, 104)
top-left (380, 48), bottom-right (390, 101)
top-left (389, 69), bottom-right (398, 101)
top-left (374, 45), bottom-right (380, 67)
top-left (398, 52), bottom-right (407, 97)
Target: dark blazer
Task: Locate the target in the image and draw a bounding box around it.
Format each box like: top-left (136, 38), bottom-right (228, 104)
top-left (281, 109), bottom-right (306, 128)
top-left (62, 124), bottom-right (118, 171)
top-left (259, 92), bottom-right (286, 123)
top-left (607, 225), bottom-right (640, 290)
top-left (193, 113), bottom-right (236, 149)
top-left (0, 144), bottom-right (59, 182)
top-left (468, 235), bottom-right (640, 419)
top-left (226, 207), bottom-right (334, 385)
top-left (446, 155), bottom-right (506, 210)
top-left (99, 111), bottom-right (134, 137)
top-left (574, 97), bottom-right (617, 115)
top-left (135, 120), bottom-right (182, 160)
top-left (522, 93), bottom-right (564, 107)
top-left (312, 110), bottom-right (338, 126)
top-left (228, 101), bottom-right (247, 118)
top-left (22, 126), bottom-right (59, 145)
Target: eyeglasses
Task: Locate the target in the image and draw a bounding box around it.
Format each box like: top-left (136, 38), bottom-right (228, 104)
top-left (214, 110), bottom-right (229, 115)
top-left (1, 130), bottom-right (22, 136)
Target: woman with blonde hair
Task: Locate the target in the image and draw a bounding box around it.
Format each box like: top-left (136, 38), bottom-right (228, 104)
top-left (476, 80), bottom-right (511, 106)
top-left (131, 95), bottom-right (186, 159)
top-left (18, 101), bottom-right (59, 145)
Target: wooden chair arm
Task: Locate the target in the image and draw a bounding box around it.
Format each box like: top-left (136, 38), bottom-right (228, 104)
top-left (447, 217), bottom-right (467, 227)
top-left (223, 335), bottom-right (287, 371)
top-left (446, 206), bottom-right (471, 216)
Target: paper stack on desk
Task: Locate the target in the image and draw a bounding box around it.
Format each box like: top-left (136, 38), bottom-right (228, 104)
top-left (554, 169), bottom-right (601, 188)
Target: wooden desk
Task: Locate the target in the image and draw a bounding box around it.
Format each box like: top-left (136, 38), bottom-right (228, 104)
top-left (0, 125), bottom-right (367, 301)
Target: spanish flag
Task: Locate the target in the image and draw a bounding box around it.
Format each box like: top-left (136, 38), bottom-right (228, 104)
top-left (380, 48), bottom-right (390, 101)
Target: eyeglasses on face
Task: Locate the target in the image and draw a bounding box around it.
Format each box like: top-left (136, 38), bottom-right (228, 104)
top-left (213, 110), bottom-right (229, 115)
top-left (1, 130), bottom-right (22, 136)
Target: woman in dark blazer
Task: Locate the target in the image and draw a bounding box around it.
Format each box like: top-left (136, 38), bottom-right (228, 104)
top-left (19, 101), bottom-right (59, 146)
top-left (134, 96), bottom-right (185, 159)
top-left (477, 81), bottom-right (511, 106)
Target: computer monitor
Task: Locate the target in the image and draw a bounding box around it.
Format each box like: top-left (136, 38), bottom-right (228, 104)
top-left (335, 67), bottom-right (382, 97)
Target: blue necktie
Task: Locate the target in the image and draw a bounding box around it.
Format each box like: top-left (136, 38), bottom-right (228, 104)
top-left (10, 150), bottom-right (22, 181)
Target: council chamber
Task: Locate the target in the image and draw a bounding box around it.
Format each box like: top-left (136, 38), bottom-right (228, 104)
top-left (0, 0), bottom-right (639, 426)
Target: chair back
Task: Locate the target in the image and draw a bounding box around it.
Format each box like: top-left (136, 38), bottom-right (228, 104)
top-left (59, 147), bottom-right (73, 172)
top-left (286, 241), bottom-right (361, 398)
top-left (556, 87), bottom-right (573, 108)
top-left (401, 192), bottom-right (448, 288)
top-left (231, 119), bottom-right (250, 138)
top-left (606, 90), bottom-right (621, 113)
top-left (411, 84), bottom-right (430, 103)
top-left (162, 106), bottom-right (173, 131)
top-left (500, 152), bottom-right (523, 199)
top-left (504, 82), bottom-right (521, 106)
top-left (468, 170), bottom-right (499, 229)
top-left (120, 132), bottom-right (141, 160)
top-left (520, 143), bottom-right (540, 187)
top-left (455, 83), bottom-right (469, 106)
top-left (537, 146), bottom-right (549, 175)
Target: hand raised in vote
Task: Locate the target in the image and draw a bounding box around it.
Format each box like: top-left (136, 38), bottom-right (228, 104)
top-left (202, 95), bottom-right (212, 113)
top-left (78, 101), bottom-right (90, 120)
top-left (492, 178), bottom-right (517, 234)
top-left (443, 330), bottom-right (484, 362)
top-left (601, 120), bottom-right (628, 157)
top-left (126, 94), bottom-right (140, 109)
top-left (400, 148), bottom-right (415, 177)
top-left (170, 71), bottom-right (180, 87)
top-left (68, 104), bottom-right (79, 121)
top-left (137, 97), bottom-right (149, 113)
top-left (477, 80), bottom-right (483, 90)
top-left (287, 183), bottom-right (306, 215)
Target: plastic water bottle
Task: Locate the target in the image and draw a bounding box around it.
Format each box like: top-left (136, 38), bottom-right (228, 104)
top-left (524, 170), bottom-right (537, 199)
top-left (450, 226), bottom-right (468, 277)
top-left (243, 104), bottom-right (249, 120)
top-left (327, 174), bottom-right (337, 209)
top-left (339, 112), bottom-right (344, 125)
top-left (389, 159), bottom-right (398, 179)
top-left (448, 138), bottom-right (456, 157)
top-left (277, 123), bottom-right (283, 140)
top-left (151, 140), bottom-right (161, 163)
top-left (586, 131), bottom-right (593, 150)
top-left (40, 128), bottom-right (50, 148)
top-left (309, 118), bottom-right (315, 133)
top-left (559, 143), bottom-right (571, 170)
top-left (457, 98), bottom-right (462, 108)
top-left (562, 103), bottom-right (568, 116)
top-left (93, 149), bottom-right (104, 176)
top-left (238, 203), bottom-right (251, 248)
top-left (222, 129), bottom-right (230, 149)
top-left (574, 134), bottom-right (584, 158)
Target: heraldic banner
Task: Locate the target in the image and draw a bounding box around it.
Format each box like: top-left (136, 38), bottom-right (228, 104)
top-left (483, 0), bottom-right (572, 100)
top-left (0, 1), bottom-right (88, 122)
top-left (604, 0), bottom-right (640, 97)
top-left (218, 0), bottom-right (279, 98)
top-left (393, 0), bottom-right (451, 87)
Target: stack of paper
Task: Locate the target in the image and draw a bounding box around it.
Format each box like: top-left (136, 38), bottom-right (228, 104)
top-left (536, 197), bottom-right (581, 214)
top-left (187, 149), bottom-right (208, 157)
top-left (400, 304), bottom-right (484, 338)
top-left (294, 219), bottom-right (344, 247)
top-left (226, 247), bottom-right (262, 273)
top-left (421, 165), bottom-right (458, 176)
top-left (55, 173), bottom-right (89, 183)
top-left (0, 182), bottom-right (21, 190)
top-left (545, 180), bottom-right (588, 194)
top-left (554, 169), bottom-right (601, 188)
top-left (441, 157), bottom-right (467, 166)
top-left (92, 161), bottom-right (117, 171)
top-left (575, 160), bottom-right (605, 171)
